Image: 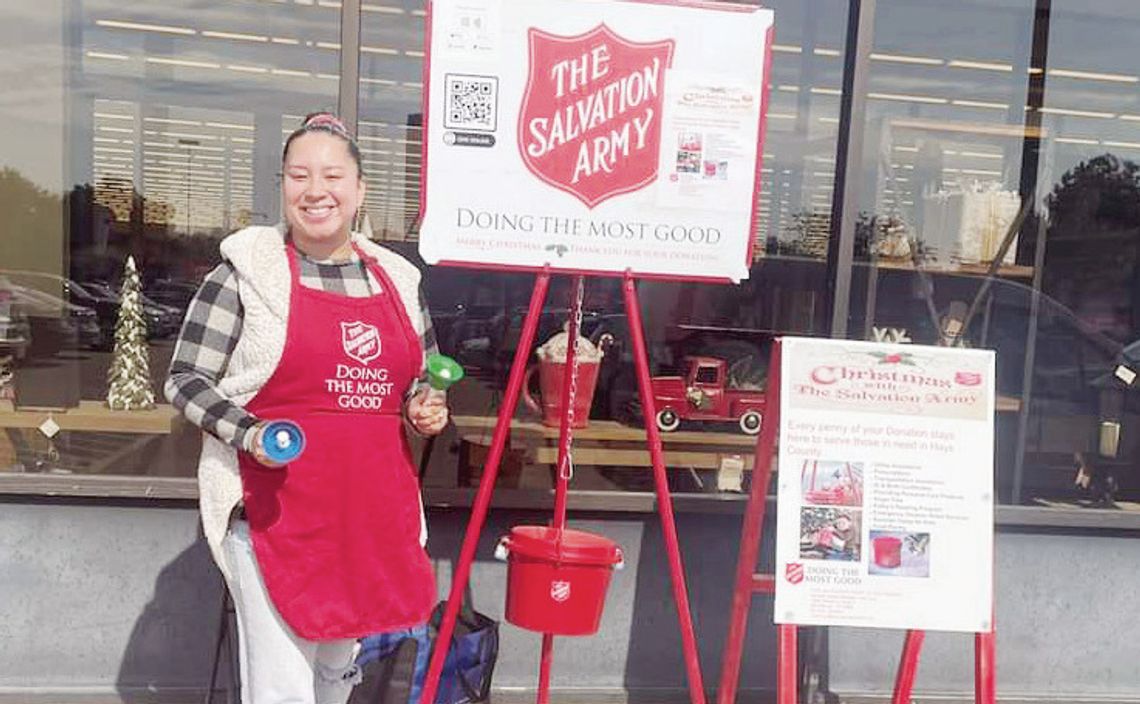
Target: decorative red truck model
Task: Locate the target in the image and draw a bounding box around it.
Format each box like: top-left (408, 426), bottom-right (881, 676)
top-left (650, 356), bottom-right (766, 434)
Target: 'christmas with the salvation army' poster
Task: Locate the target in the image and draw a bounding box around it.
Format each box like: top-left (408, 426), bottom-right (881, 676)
top-left (773, 338), bottom-right (995, 633)
top-left (419, 0), bottom-right (774, 282)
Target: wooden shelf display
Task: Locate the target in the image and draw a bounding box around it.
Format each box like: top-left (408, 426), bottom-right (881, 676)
top-left (869, 115), bottom-right (1041, 278)
top-left (453, 414), bottom-right (757, 471)
top-left (0, 401), bottom-right (181, 434)
top-left (455, 396), bottom-right (1018, 474)
top-left (865, 258), bottom-right (1034, 280)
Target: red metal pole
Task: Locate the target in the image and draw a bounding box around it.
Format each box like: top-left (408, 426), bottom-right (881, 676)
top-left (717, 341), bottom-right (782, 704)
top-left (552, 275), bottom-right (584, 529)
top-left (975, 631), bottom-right (995, 704)
top-left (891, 630), bottom-right (926, 704)
top-left (418, 272), bottom-right (552, 704)
top-left (622, 272), bottom-right (707, 704)
top-left (537, 633), bottom-right (555, 704)
top-left (776, 624), bottom-right (797, 704)
top-left (975, 608), bottom-right (996, 704)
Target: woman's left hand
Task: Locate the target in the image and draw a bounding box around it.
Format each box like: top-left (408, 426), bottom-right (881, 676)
top-left (407, 389), bottom-right (449, 436)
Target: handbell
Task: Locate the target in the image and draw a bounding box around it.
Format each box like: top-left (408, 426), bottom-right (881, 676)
top-left (426, 353), bottom-right (464, 391)
top-left (424, 354), bottom-right (464, 401)
top-left (261, 420), bottom-right (305, 464)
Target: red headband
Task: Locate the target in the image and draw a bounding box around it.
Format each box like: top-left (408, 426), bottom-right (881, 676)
top-left (303, 112), bottom-right (351, 138)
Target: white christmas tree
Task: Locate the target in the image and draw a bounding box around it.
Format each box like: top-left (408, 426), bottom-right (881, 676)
top-left (106, 256), bottom-right (156, 410)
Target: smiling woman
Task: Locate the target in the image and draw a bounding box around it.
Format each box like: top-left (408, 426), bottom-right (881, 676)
top-left (163, 112), bottom-right (448, 704)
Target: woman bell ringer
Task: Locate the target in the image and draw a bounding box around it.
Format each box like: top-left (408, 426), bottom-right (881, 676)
top-left (166, 112), bottom-right (447, 704)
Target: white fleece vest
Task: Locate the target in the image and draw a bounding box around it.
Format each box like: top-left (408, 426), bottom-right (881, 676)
top-left (197, 224), bottom-right (426, 579)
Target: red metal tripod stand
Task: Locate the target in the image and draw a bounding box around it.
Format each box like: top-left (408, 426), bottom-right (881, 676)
top-left (419, 270), bottom-right (708, 704)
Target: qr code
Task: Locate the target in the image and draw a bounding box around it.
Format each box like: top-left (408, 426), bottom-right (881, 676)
top-left (444, 74), bottom-right (498, 132)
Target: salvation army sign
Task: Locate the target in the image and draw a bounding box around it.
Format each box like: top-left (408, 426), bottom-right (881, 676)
top-left (520, 25), bottom-right (673, 208)
top-left (420, 0), bottom-right (774, 282)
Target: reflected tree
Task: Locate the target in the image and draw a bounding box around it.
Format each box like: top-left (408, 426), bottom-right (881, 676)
top-left (67, 181), bottom-right (222, 286)
top-left (1043, 154), bottom-right (1140, 341)
top-left (0, 167), bottom-right (64, 274)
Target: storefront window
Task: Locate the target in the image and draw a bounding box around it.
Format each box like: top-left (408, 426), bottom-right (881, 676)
top-left (1021, 2), bottom-right (1140, 507)
top-left (843, 0), bottom-right (1039, 502)
top-left (0, 0), bottom-right (340, 481)
top-left (847, 0), bottom-right (1140, 509)
top-left (11, 0), bottom-right (1133, 511)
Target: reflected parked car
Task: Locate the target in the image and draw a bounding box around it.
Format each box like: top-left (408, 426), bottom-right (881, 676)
top-left (0, 274), bottom-right (103, 353)
top-left (64, 279), bottom-right (167, 343)
top-left (61, 280), bottom-right (122, 348)
top-left (83, 281), bottom-right (181, 338)
top-left (863, 270), bottom-right (1129, 502)
top-left (144, 279), bottom-right (199, 315)
top-left (1, 271), bottom-right (135, 350)
top-left (0, 279), bottom-right (31, 360)
top-left (9, 285), bottom-right (103, 351)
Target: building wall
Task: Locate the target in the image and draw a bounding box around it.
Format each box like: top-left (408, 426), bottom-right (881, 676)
top-left (0, 500), bottom-right (1136, 701)
top-left (829, 530), bottom-right (1140, 702)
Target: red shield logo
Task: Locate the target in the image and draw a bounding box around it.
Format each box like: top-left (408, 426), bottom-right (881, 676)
top-left (340, 321), bottom-right (382, 365)
top-left (550, 579), bottom-right (571, 603)
top-left (785, 563), bottom-right (805, 585)
top-left (518, 24), bottom-right (675, 208)
top-left (955, 371), bottom-right (982, 386)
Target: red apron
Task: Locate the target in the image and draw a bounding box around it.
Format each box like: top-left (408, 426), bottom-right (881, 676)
top-left (238, 241), bottom-right (436, 640)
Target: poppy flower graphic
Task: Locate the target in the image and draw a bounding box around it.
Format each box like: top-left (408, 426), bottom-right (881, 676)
top-left (869, 351), bottom-right (916, 365)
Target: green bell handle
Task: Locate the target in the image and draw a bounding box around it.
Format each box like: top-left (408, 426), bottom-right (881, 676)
top-left (426, 353), bottom-right (464, 391)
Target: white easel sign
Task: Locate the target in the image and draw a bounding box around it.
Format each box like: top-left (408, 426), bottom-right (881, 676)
top-left (774, 338), bottom-right (995, 633)
top-left (419, 0), bottom-right (774, 282)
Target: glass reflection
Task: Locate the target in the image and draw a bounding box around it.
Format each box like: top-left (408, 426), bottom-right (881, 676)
top-left (0, 0), bottom-right (340, 477)
top-left (1027, 1), bottom-right (1140, 507)
top-left (851, 0), bottom-right (1140, 508)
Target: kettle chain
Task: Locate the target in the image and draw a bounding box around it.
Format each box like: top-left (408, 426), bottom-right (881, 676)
top-left (561, 277), bottom-right (585, 482)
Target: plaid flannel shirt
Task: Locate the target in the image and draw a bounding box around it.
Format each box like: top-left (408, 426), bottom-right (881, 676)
top-left (164, 252), bottom-right (437, 452)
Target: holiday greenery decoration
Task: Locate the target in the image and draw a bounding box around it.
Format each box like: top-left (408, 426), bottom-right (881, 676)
top-left (106, 256), bottom-right (156, 410)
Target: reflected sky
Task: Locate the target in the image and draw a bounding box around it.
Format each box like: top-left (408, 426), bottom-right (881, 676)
top-left (862, 0), bottom-right (1140, 215)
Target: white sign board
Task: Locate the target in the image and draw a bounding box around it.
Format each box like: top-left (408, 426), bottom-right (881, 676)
top-left (773, 338), bottom-right (995, 633)
top-left (419, 0), bottom-right (774, 282)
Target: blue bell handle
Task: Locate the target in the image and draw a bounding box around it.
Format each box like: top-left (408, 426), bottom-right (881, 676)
top-left (258, 420), bottom-right (306, 465)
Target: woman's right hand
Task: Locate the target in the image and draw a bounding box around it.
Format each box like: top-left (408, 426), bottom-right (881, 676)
top-left (250, 422), bottom-right (287, 468)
